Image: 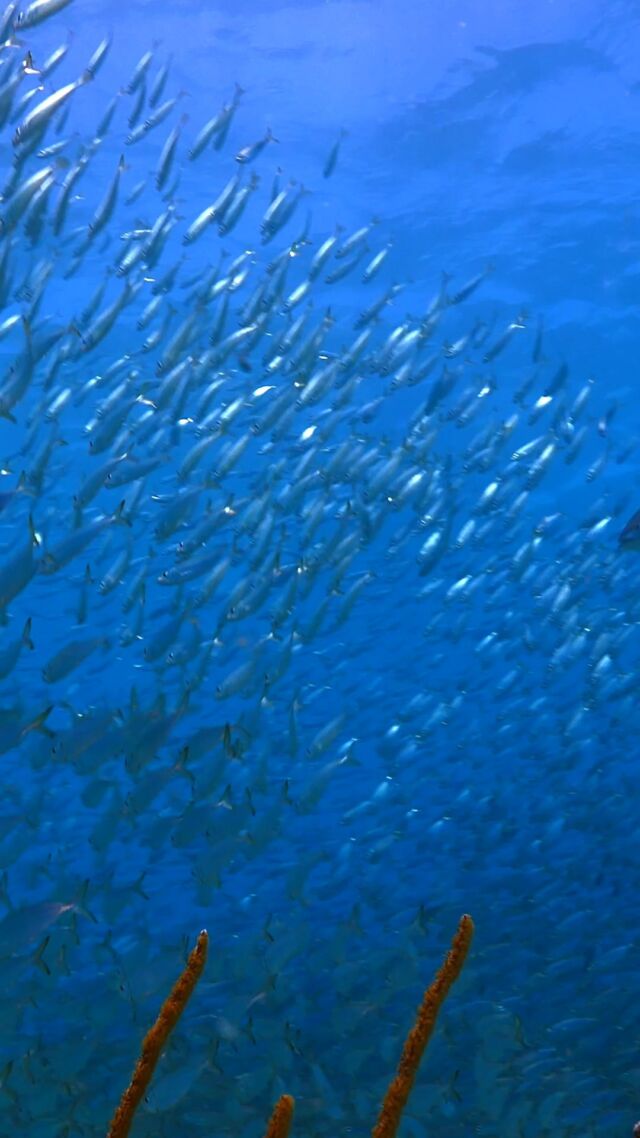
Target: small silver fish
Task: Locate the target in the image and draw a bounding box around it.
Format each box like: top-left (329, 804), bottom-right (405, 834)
top-left (236, 127), bottom-right (277, 164)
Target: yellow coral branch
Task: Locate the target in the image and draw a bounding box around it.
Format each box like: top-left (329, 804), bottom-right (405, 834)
top-left (264, 1093), bottom-right (295, 1138)
top-left (371, 913), bottom-right (474, 1138)
top-left (107, 929), bottom-right (209, 1138)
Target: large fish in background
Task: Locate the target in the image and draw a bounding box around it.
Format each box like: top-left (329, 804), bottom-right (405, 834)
top-left (0, 0), bottom-right (637, 1136)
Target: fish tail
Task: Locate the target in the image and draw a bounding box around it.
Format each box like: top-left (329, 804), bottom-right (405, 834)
top-left (112, 500), bottom-right (133, 527)
top-left (32, 935), bottom-right (51, 975)
top-left (22, 617), bottom-right (34, 650)
top-left (21, 705), bottom-right (54, 738)
top-left (74, 879), bottom-right (98, 923)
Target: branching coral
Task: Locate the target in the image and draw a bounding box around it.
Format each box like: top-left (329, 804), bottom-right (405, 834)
top-left (104, 915), bottom-right (473, 1138)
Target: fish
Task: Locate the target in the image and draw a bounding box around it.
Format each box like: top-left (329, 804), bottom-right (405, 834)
top-left (0, 8), bottom-right (637, 1136)
top-left (126, 48), bottom-right (154, 95)
top-left (149, 57), bottom-right (171, 108)
top-left (260, 181), bottom-right (306, 244)
top-left (42, 635), bottom-right (110, 682)
top-left (482, 313), bottom-right (528, 362)
top-left (447, 263), bottom-right (493, 305)
top-left (362, 243), bottom-right (392, 283)
top-left (323, 128), bottom-right (347, 178)
top-left (126, 95), bottom-right (181, 145)
top-left (218, 172), bottom-right (260, 235)
top-left (39, 506), bottom-right (130, 573)
top-left (14, 0), bottom-right (73, 30)
top-left (335, 219), bottom-right (378, 259)
top-left (188, 84), bottom-right (244, 160)
top-left (0, 887), bottom-right (93, 961)
top-left (0, 616), bottom-right (34, 678)
top-left (13, 72), bottom-right (92, 149)
top-left (85, 35), bottom-right (111, 80)
top-left (39, 41), bottom-right (70, 79)
top-left (81, 153), bottom-right (127, 246)
top-left (235, 127), bottom-right (277, 164)
top-left (155, 116), bottom-right (185, 192)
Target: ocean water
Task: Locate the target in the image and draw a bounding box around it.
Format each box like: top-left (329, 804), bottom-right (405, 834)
top-left (0, 0), bottom-right (639, 1134)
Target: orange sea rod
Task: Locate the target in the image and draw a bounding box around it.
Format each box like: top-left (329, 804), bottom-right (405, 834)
top-left (107, 929), bottom-right (209, 1138)
top-left (105, 915), bottom-right (473, 1138)
top-left (372, 912), bottom-right (475, 1138)
top-left (263, 1094), bottom-right (295, 1138)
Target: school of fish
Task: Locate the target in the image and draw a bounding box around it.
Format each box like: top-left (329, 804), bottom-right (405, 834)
top-left (0, 0), bottom-right (637, 1134)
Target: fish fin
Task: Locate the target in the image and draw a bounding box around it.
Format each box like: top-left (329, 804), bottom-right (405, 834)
top-left (16, 470), bottom-right (35, 496)
top-left (0, 870), bottom-right (11, 912)
top-left (74, 879), bottom-right (98, 923)
top-left (113, 500), bottom-right (133, 527)
top-left (342, 753), bottom-right (361, 769)
top-left (175, 745), bottom-right (195, 786)
top-left (21, 705), bottom-right (54, 738)
top-left (132, 871), bottom-right (149, 900)
top-left (21, 617), bottom-right (34, 650)
top-left (32, 935), bottom-right (51, 975)
top-left (28, 513), bottom-right (41, 547)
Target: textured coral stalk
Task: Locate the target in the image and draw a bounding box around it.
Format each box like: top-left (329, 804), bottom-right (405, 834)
top-left (107, 929), bottom-right (209, 1138)
top-left (371, 913), bottom-right (474, 1138)
top-left (264, 1093), bottom-right (295, 1138)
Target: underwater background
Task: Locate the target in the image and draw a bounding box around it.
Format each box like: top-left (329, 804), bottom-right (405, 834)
top-left (0, 0), bottom-right (639, 1133)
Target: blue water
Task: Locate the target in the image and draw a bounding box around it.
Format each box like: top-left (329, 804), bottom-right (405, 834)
top-left (0, 0), bottom-right (639, 1134)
